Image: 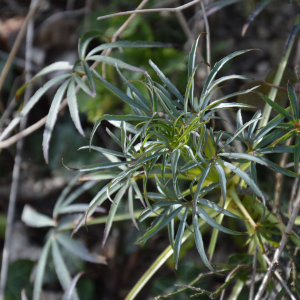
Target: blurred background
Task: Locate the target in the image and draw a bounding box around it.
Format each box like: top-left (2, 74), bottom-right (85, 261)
top-left (0, 0), bottom-right (299, 299)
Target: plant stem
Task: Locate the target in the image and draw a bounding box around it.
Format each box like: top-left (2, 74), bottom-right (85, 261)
top-left (229, 186), bottom-right (257, 229)
top-left (259, 16), bottom-right (299, 128)
top-left (125, 214), bottom-right (217, 300)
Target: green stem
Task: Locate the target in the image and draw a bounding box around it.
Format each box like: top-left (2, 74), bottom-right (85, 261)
top-left (125, 212), bottom-right (218, 300)
top-left (207, 198), bottom-right (232, 260)
top-left (229, 186), bottom-right (257, 229)
top-left (259, 16), bottom-right (299, 128)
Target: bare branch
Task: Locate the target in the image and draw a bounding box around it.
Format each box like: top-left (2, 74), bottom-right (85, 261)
top-left (97, 0), bottom-right (199, 21)
top-left (0, 7), bottom-right (36, 299)
top-left (254, 188), bottom-right (300, 300)
top-left (262, 254), bottom-right (297, 300)
top-left (249, 246), bottom-right (258, 300)
top-left (0, 0), bottom-right (39, 98)
top-left (199, 0), bottom-right (210, 72)
top-left (0, 0), bottom-right (150, 149)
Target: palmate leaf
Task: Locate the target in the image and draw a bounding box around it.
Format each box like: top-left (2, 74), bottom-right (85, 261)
top-left (199, 49), bottom-right (255, 109)
top-left (149, 59), bottom-right (184, 104)
top-left (0, 74), bottom-right (71, 143)
top-left (78, 29), bottom-right (103, 59)
top-left (43, 78), bottom-right (71, 163)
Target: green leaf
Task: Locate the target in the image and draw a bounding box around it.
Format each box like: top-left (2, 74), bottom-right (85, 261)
top-left (0, 74), bottom-right (71, 143)
top-left (79, 145), bottom-right (130, 158)
top-left (241, 0), bottom-right (273, 36)
top-left (62, 272), bottom-right (84, 300)
top-left (43, 79), bottom-right (71, 163)
top-left (220, 152), bottom-right (300, 177)
top-left (52, 238), bottom-right (80, 300)
top-left (116, 66), bottom-right (150, 110)
top-left (295, 135), bottom-right (300, 172)
top-left (87, 55), bottom-right (145, 73)
top-left (252, 112), bottom-right (286, 144)
top-left (248, 110), bottom-right (262, 141)
top-left (16, 62), bottom-right (73, 98)
top-left (287, 82), bottom-right (299, 121)
top-left (67, 78), bottom-right (85, 137)
top-left (149, 60), bottom-right (184, 104)
top-left (93, 69), bottom-right (150, 112)
top-left (260, 156), bottom-right (300, 178)
top-left (255, 146), bottom-right (294, 154)
top-left (80, 161), bottom-right (129, 172)
top-left (174, 208), bottom-right (188, 269)
top-left (103, 185), bottom-right (127, 245)
top-left (56, 233), bottom-right (107, 264)
top-left (254, 127), bottom-right (292, 150)
top-left (193, 215), bottom-right (216, 273)
top-left (220, 160), bottom-right (266, 207)
top-left (250, 161), bottom-right (257, 203)
top-left (87, 40), bottom-right (172, 58)
top-left (258, 93), bottom-right (294, 122)
top-left (90, 115), bottom-right (149, 147)
top-left (199, 49), bottom-right (255, 109)
top-left (207, 75), bottom-right (252, 95)
top-left (197, 198), bottom-right (241, 219)
top-left (21, 205), bottom-right (55, 227)
top-left (79, 29), bottom-right (102, 59)
top-left (202, 86), bottom-right (259, 112)
top-left (33, 238), bottom-right (52, 300)
top-left (196, 206), bottom-right (242, 235)
top-left (237, 109), bottom-right (245, 140)
top-left (135, 206), bottom-right (182, 245)
top-left (213, 161), bottom-right (227, 208)
top-left (188, 36), bottom-right (200, 104)
top-left (128, 185), bottom-right (139, 230)
top-left (220, 116), bottom-right (261, 150)
top-left (193, 163), bottom-right (212, 215)
top-left (82, 60), bottom-right (96, 95)
top-left (74, 73), bottom-right (95, 97)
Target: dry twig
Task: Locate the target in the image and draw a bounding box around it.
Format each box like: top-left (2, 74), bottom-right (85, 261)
top-left (254, 188), bottom-right (300, 300)
top-left (0, 6), bottom-right (36, 300)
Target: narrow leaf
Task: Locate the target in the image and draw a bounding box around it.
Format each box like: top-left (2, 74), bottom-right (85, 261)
top-left (43, 79), bottom-right (71, 163)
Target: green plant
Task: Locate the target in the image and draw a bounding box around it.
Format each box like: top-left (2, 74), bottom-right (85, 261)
top-left (16, 32), bottom-right (300, 299)
top-left (2, 1), bottom-right (300, 300)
